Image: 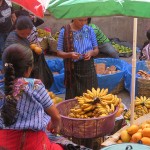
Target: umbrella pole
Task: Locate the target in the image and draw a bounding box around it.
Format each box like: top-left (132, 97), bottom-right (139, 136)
top-left (130, 18), bottom-right (138, 125)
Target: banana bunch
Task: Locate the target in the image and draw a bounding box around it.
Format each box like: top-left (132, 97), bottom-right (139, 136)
top-left (135, 96), bottom-right (147, 106)
top-left (124, 96), bottom-right (150, 120)
top-left (135, 96), bottom-right (150, 109)
top-left (37, 28), bottom-right (51, 38)
top-left (123, 110), bottom-right (138, 120)
top-left (52, 32), bottom-right (59, 41)
top-left (144, 97), bottom-right (150, 108)
top-left (68, 87), bottom-right (122, 118)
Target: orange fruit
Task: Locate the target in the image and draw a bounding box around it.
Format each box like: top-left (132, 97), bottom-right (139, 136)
top-left (120, 130), bottom-right (131, 142)
top-left (30, 43), bottom-right (37, 50)
top-left (131, 132), bottom-right (142, 143)
top-left (142, 128), bottom-right (150, 138)
top-left (141, 137), bottom-right (150, 146)
top-left (115, 107), bottom-right (124, 117)
top-left (127, 124), bottom-right (139, 135)
top-left (34, 46), bottom-right (42, 55)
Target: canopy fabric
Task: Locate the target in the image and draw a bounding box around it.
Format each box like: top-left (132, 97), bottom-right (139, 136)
top-left (11, 0), bottom-right (50, 18)
top-left (47, 0), bottom-right (150, 19)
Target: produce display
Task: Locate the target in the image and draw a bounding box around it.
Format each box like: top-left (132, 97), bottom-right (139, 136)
top-left (124, 96), bottom-right (150, 120)
top-left (117, 121), bottom-right (150, 146)
top-left (48, 91), bottom-right (63, 104)
top-left (30, 43), bottom-right (42, 55)
top-left (68, 87), bottom-right (123, 118)
top-left (111, 42), bottom-right (132, 54)
top-left (137, 70), bottom-right (150, 80)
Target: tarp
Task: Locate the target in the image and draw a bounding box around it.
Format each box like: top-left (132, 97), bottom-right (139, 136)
top-left (46, 58), bottom-right (130, 95)
top-left (94, 58), bottom-right (129, 93)
top-left (46, 58), bottom-right (65, 94)
top-left (124, 61), bottom-right (150, 96)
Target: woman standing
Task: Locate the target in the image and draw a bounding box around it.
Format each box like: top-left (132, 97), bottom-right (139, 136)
top-left (57, 18), bottom-right (99, 99)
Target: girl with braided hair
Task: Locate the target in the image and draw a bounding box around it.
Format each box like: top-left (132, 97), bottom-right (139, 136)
top-left (0, 44), bottom-right (63, 150)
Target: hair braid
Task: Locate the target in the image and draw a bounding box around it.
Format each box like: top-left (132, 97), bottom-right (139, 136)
top-left (1, 63), bottom-right (18, 126)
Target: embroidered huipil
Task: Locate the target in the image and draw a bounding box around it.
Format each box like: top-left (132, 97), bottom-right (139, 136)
top-left (0, 78), bottom-right (52, 131)
top-left (57, 24), bottom-right (98, 56)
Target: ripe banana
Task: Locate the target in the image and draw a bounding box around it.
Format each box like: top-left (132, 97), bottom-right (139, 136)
top-left (83, 93), bottom-right (93, 99)
top-left (100, 88), bottom-right (108, 97)
top-left (84, 105), bottom-right (93, 112)
top-left (100, 94), bottom-right (113, 100)
top-left (92, 87), bottom-right (97, 97)
top-left (110, 104), bottom-right (115, 112)
top-left (81, 103), bottom-right (92, 109)
top-left (96, 88), bottom-right (100, 96)
top-left (87, 89), bottom-right (94, 98)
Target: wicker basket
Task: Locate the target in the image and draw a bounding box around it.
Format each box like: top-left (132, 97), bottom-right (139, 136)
top-left (138, 78), bottom-right (150, 98)
top-left (56, 99), bottom-right (118, 139)
top-left (110, 78), bottom-right (124, 94)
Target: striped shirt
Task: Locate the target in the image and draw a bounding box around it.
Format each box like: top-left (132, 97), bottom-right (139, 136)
top-left (0, 78), bottom-right (52, 131)
top-left (27, 26), bottom-right (38, 44)
top-left (57, 24), bottom-right (98, 56)
top-left (89, 23), bottom-right (110, 45)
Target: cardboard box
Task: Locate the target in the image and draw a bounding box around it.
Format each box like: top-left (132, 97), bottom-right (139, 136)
top-left (95, 63), bottom-right (106, 74)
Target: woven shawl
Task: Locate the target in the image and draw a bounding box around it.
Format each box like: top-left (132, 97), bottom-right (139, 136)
top-left (63, 24), bottom-right (74, 88)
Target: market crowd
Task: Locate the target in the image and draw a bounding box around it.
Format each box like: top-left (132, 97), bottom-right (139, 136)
top-left (3, 0), bottom-right (150, 149)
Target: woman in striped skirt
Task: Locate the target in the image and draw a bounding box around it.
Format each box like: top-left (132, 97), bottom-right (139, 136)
top-left (57, 18), bottom-right (99, 100)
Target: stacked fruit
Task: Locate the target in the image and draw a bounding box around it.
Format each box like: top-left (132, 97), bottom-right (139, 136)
top-left (37, 28), bottom-right (50, 38)
top-left (68, 88), bottom-right (123, 118)
top-left (124, 96), bottom-right (150, 120)
top-left (117, 121), bottom-right (150, 146)
top-left (111, 42), bottom-right (132, 54)
top-left (48, 91), bottom-right (63, 104)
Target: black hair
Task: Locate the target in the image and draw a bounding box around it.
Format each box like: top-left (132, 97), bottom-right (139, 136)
top-left (146, 29), bottom-right (150, 40)
top-left (1, 44), bottom-right (33, 126)
top-left (15, 9), bottom-right (30, 18)
top-left (87, 18), bottom-right (91, 24)
top-left (15, 16), bottom-right (33, 30)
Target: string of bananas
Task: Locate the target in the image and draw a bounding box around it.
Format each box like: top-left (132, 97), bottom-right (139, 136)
top-left (68, 87), bottom-right (122, 118)
top-left (124, 96), bottom-right (150, 120)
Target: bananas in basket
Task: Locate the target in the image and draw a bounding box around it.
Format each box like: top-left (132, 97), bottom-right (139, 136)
top-left (124, 96), bottom-right (150, 120)
top-left (68, 87), bottom-right (122, 119)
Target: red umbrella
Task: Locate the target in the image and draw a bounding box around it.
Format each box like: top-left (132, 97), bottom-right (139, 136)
top-left (12, 0), bottom-right (47, 18)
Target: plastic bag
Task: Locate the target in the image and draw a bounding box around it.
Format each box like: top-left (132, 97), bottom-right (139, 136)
top-left (30, 52), bottom-right (54, 90)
